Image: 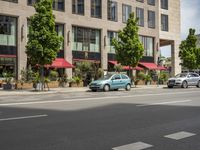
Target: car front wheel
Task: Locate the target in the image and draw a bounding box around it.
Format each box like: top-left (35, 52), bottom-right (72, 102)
top-left (103, 84), bottom-right (110, 92)
top-left (181, 81), bottom-right (188, 88)
top-left (196, 81), bottom-right (200, 88)
top-left (125, 84), bottom-right (131, 91)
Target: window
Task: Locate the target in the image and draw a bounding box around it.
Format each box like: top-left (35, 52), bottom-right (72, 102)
top-left (55, 24), bottom-right (64, 58)
top-left (139, 35), bottom-right (154, 57)
top-left (147, 0), bottom-right (155, 5)
top-left (27, 0), bottom-right (65, 11)
top-left (136, 7), bottom-right (144, 27)
top-left (136, 0), bottom-right (144, 2)
top-left (0, 16), bottom-right (17, 47)
top-left (161, 0), bottom-right (168, 10)
top-left (2, 0), bottom-right (18, 3)
top-left (113, 74), bottom-right (121, 80)
top-left (53, 0), bottom-right (65, 11)
top-left (148, 10), bottom-right (155, 28)
top-left (107, 0), bottom-right (118, 22)
top-left (161, 14), bottom-right (168, 31)
top-left (121, 74), bottom-right (128, 79)
top-left (122, 4), bottom-right (132, 23)
top-left (91, 0), bottom-right (102, 18)
top-left (72, 26), bottom-right (101, 52)
top-left (72, 0), bottom-right (84, 15)
top-left (107, 31), bottom-right (118, 53)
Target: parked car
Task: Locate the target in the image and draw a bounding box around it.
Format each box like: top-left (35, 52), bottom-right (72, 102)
top-left (167, 72), bottom-right (200, 88)
top-left (89, 74), bottom-right (131, 92)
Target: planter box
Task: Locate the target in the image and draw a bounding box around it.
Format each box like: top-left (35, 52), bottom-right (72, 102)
top-left (48, 81), bottom-right (59, 88)
top-left (3, 83), bottom-right (14, 90)
top-left (69, 82), bottom-right (83, 87)
top-left (16, 83), bottom-right (33, 89)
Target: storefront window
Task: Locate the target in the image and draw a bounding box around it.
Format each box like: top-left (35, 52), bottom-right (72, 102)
top-left (55, 24), bottom-right (64, 58)
top-left (107, 31), bottom-right (117, 53)
top-left (72, 26), bottom-right (100, 52)
top-left (139, 35), bottom-right (154, 57)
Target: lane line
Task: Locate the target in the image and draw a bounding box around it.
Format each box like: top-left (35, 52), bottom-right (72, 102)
top-left (137, 100), bottom-right (192, 107)
top-left (164, 131), bottom-right (196, 140)
top-left (0, 91), bottom-right (199, 106)
top-left (0, 114), bottom-right (48, 122)
top-left (112, 141), bottom-right (153, 150)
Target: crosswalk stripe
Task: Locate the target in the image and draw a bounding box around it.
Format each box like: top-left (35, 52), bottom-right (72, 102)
top-left (112, 142), bottom-right (153, 150)
top-left (164, 131), bottom-right (196, 140)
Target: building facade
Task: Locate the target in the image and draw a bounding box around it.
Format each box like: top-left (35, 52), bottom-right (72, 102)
top-left (0, 0), bottom-right (181, 78)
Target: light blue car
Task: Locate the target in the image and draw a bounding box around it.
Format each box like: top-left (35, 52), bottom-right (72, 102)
top-left (89, 74), bottom-right (132, 92)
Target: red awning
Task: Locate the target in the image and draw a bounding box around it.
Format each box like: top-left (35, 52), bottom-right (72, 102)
top-left (157, 66), bottom-right (167, 70)
top-left (0, 55), bottom-right (16, 58)
top-left (108, 61), bottom-right (143, 70)
top-left (139, 62), bottom-right (158, 70)
top-left (47, 58), bottom-right (73, 68)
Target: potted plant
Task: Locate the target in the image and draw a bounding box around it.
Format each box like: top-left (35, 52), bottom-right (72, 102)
top-left (2, 72), bottom-right (14, 90)
top-left (32, 72), bottom-right (41, 91)
top-left (145, 74), bottom-right (152, 85)
top-left (58, 74), bottom-right (68, 87)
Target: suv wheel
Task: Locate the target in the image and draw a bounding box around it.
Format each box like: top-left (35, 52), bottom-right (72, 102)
top-left (181, 81), bottom-right (188, 88)
top-left (197, 81), bottom-right (200, 88)
top-left (168, 85), bottom-right (173, 88)
top-left (125, 84), bottom-right (131, 91)
top-left (103, 84), bottom-right (110, 92)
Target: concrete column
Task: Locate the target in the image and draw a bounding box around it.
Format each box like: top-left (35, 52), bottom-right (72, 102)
top-left (65, 24), bottom-right (73, 78)
top-left (17, 16), bottom-right (27, 79)
top-left (101, 29), bottom-right (108, 71)
top-left (171, 41), bottom-right (181, 76)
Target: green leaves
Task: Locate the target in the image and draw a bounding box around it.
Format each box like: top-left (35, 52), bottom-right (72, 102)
top-left (26, 0), bottom-right (63, 67)
top-left (179, 28), bottom-right (200, 70)
top-left (112, 12), bottom-right (144, 68)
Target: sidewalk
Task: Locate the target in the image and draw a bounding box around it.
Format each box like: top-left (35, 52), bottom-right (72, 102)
top-left (0, 85), bottom-right (166, 96)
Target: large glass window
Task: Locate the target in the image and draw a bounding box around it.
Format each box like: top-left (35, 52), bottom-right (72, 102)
top-left (2, 0), bottom-right (18, 3)
top-left (139, 35), bottom-right (154, 57)
top-left (122, 4), bottom-right (132, 23)
top-left (107, 0), bottom-right (118, 22)
top-left (161, 0), bottom-right (168, 10)
top-left (161, 14), bottom-right (168, 31)
top-left (136, 7), bottom-right (144, 27)
top-left (27, 0), bottom-right (65, 11)
top-left (72, 26), bottom-right (100, 52)
top-left (72, 0), bottom-right (84, 15)
top-left (55, 24), bottom-right (64, 58)
top-left (0, 16), bottom-right (17, 48)
top-left (53, 0), bottom-right (65, 11)
top-left (147, 0), bottom-right (155, 5)
top-left (107, 31), bottom-right (117, 53)
top-left (91, 0), bottom-right (102, 18)
top-left (148, 10), bottom-right (155, 28)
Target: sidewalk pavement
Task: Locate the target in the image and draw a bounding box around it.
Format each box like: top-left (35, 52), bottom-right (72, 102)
top-left (0, 85), bottom-right (166, 96)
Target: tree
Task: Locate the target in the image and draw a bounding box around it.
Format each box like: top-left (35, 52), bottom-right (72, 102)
top-left (26, 0), bottom-right (63, 90)
top-left (112, 12), bottom-right (144, 76)
top-left (179, 28), bottom-right (200, 70)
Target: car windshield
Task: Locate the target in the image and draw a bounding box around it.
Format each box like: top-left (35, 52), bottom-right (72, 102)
top-left (98, 74), bottom-right (113, 80)
top-left (175, 73), bottom-right (187, 78)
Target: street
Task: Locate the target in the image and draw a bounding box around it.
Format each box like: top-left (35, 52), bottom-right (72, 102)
top-left (0, 88), bottom-right (200, 150)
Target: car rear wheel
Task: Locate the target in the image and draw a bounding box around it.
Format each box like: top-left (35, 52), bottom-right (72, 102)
top-left (92, 89), bottom-right (97, 92)
top-left (125, 84), bottom-right (131, 91)
top-left (114, 89), bottom-right (119, 91)
top-left (103, 84), bottom-right (110, 92)
top-left (181, 81), bottom-right (188, 88)
top-left (196, 81), bottom-right (200, 88)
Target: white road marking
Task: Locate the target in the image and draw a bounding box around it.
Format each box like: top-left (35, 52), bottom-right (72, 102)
top-left (0, 114), bottom-right (48, 122)
top-left (112, 142), bottom-right (153, 150)
top-left (137, 100), bottom-right (192, 107)
top-left (164, 131), bottom-right (196, 140)
top-left (0, 91), bottom-right (198, 106)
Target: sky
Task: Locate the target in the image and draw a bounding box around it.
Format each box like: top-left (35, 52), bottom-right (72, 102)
top-left (161, 0), bottom-right (200, 57)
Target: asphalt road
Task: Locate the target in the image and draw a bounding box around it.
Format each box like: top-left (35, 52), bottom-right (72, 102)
top-left (0, 87), bottom-right (200, 150)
